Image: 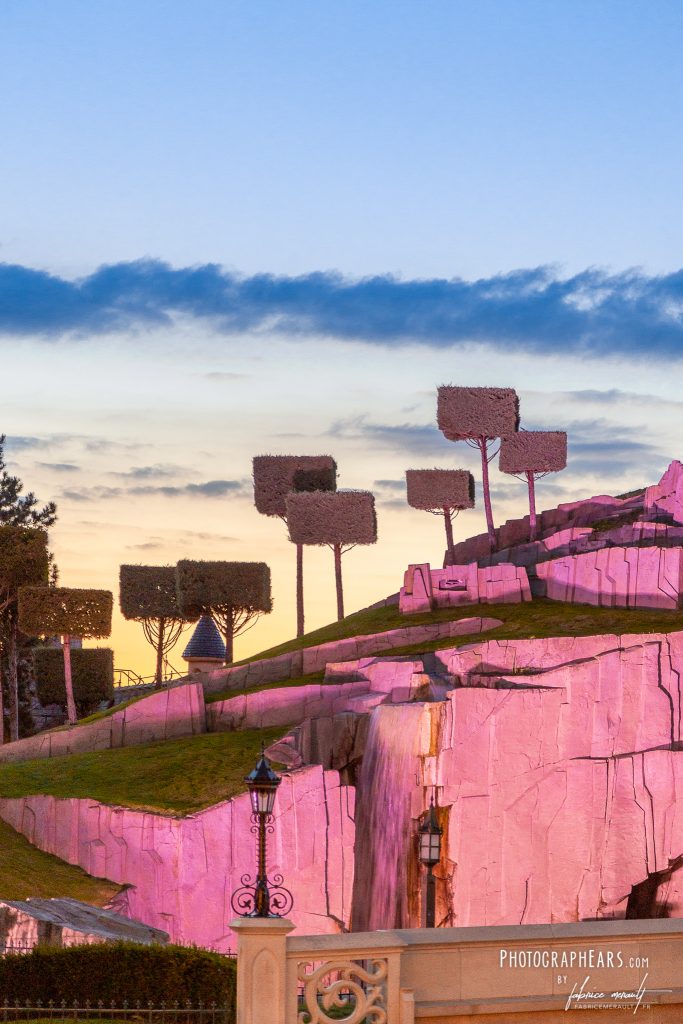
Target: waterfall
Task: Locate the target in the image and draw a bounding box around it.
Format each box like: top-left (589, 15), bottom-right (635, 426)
top-left (350, 703), bottom-right (428, 931)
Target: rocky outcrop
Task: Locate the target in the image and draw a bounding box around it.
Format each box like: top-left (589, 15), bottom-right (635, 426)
top-left (0, 684), bottom-right (206, 765)
top-left (646, 459), bottom-right (683, 524)
top-left (350, 630), bottom-right (683, 929)
top-left (0, 765), bottom-right (355, 948)
top-left (535, 544), bottom-right (683, 609)
top-left (204, 615), bottom-right (502, 693)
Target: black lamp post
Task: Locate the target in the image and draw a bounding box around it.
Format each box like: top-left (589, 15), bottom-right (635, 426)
top-left (231, 750), bottom-right (293, 918)
top-left (418, 796), bottom-right (442, 928)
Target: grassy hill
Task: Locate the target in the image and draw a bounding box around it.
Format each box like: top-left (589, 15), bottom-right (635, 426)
top-left (0, 727), bottom-right (287, 816)
top-left (0, 818), bottom-right (119, 904)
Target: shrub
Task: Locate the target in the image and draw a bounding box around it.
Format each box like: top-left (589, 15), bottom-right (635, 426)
top-left (437, 386), bottom-right (520, 440)
top-left (18, 588), bottom-right (113, 639)
top-left (285, 490), bottom-right (377, 546)
top-left (0, 941), bottom-right (236, 1009)
top-left (406, 468), bottom-right (474, 511)
top-left (499, 431), bottom-right (567, 474)
top-left (253, 455), bottom-right (337, 517)
top-left (33, 647), bottom-right (114, 713)
top-left (119, 564), bottom-right (189, 620)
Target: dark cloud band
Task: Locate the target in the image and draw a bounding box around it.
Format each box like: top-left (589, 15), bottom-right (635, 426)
top-left (3, 260), bottom-right (683, 357)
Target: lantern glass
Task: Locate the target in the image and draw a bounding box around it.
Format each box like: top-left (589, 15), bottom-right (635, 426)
top-left (249, 783), bottom-right (278, 816)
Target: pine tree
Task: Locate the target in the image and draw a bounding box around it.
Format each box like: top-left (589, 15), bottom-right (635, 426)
top-left (0, 435), bottom-right (57, 741)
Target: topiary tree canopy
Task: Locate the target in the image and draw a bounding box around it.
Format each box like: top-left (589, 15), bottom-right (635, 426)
top-left (176, 560), bottom-right (272, 665)
top-left (437, 386), bottom-right (519, 551)
top-left (406, 468), bottom-right (475, 561)
top-left (286, 490), bottom-right (377, 621)
top-left (0, 527), bottom-right (49, 743)
top-left (18, 587), bottom-right (113, 726)
top-left (33, 647), bottom-right (114, 716)
top-left (119, 565), bottom-right (197, 687)
top-left (499, 430), bottom-right (567, 541)
top-left (253, 454), bottom-right (337, 639)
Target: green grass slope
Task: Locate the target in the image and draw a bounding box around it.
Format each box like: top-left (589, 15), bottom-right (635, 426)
top-left (236, 596), bottom-right (683, 665)
top-left (0, 818), bottom-right (119, 904)
top-left (0, 727), bottom-right (286, 815)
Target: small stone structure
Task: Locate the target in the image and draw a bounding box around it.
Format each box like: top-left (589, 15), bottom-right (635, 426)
top-left (0, 897), bottom-right (167, 949)
top-left (182, 613), bottom-right (226, 673)
top-left (399, 562), bottom-right (531, 614)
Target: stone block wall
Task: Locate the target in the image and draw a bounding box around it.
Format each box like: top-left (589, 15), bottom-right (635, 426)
top-left (0, 684), bottom-right (206, 764)
top-left (535, 545), bottom-right (683, 609)
top-left (0, 765), bottom-right (355, 948)
top-left (399, 562), bottom-right (531, 614)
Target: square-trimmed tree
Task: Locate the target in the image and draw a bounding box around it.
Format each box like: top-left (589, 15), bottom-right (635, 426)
top-left (0, 527), bottom-right (49, 742)
top-left (18, 587), bottom-right (113, 726)
top-left (176, 561), bottom-right (272, 665)
top-left (499, 431), bottom-right (567, 540)
top-left (406, 469), bottom-right (475, 562)
top-left (253, 455), bottom-right (337, 638)
top-left (437, 386), bottom-right (519, 550)
top-left (286, 490), bottom-right (377, 621)
top-left (119, 565), bottom-right (197, 687)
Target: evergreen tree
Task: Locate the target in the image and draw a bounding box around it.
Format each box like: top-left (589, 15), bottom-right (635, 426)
top-left (0, 435), bottom-right (57, 741)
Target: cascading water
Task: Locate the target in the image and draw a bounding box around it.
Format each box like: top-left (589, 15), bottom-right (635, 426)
top-left (350, 702), bottom-right (429, 931)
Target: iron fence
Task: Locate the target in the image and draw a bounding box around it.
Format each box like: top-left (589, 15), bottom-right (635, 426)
top-left (0, 1002), bottom-right (232, 1024)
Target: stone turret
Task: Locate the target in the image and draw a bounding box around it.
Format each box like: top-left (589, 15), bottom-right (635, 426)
top-left (182, 613), bottom-right (225, 674)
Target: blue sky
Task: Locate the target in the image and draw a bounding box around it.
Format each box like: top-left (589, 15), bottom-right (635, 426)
top-left (2, 1), bottom-right (683, 670)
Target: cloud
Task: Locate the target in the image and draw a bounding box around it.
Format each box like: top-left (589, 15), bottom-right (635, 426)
top-left (328, 415), bottom-right (453, 456)
top-left (203, 371), bottom-right (250, 381)
top-left (110, 463), bottom-right (188, 480)
top-left (61, 479), bottom-right (245, 502)
top-left (4, 259), bottom-right (683, 358)
top-left (36, 462), bottom-right (80, 472)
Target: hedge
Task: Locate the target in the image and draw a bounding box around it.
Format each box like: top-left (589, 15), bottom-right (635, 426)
top-left (18, 587), bottom-right (113, 639)
top-left (120, 564), bottom-right (193, 621)
top-left (437, 386), bottom-right (520, 441)
top-left (33, 647), bottom-right (114, 712)
top-left (0, 941), bottom-right (236, 1009)
top-left (176, 561), bottom-right (272, 618)
top-left (406, 468), bottom-right (475, 512)
top-left (0, 526), bottom-right (49, 596)
top-left (253, 454), bottom-right (337, 517)
top-left (499, 430), bottom-right (568, 474)
top-left (286, 490), bottom-right (377, 546)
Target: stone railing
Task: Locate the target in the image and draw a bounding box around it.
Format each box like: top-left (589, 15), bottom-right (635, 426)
top-left (231, 917), bottom-right (683, 1024)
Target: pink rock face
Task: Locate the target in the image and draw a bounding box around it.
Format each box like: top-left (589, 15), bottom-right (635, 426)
top-left (0, 765), bottom-right (355, 948)
top-left (351, 630), bottom-right (683, 928)
top-left (645, 460), bottom-right (683, 525)
top-left (205, 615), bottom-right (501, 693)
top-left (0, 684), bottom-right (206, 765)
top-left (536, 545), bottom-right (683, 609)
top-left (399, 562), bottom-right (531, 613)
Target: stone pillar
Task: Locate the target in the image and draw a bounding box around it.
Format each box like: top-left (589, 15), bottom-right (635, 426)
top-left (231, 917), bottom-right (295, 1024)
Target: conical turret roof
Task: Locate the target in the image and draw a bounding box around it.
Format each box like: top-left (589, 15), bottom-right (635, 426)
top-left (182, 614), bottom-right (226, 660)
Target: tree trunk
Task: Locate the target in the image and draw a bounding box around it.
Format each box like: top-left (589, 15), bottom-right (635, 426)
top-left (223, 612), bottom-right (234, 665)
top-left (479, 438), bottom-right (496, 551)
top-left (62, 634), bottom-right (77, 726)
top-left (527, 471), bottom-right (537, 541)
top-left (0, 648), bottom-right (5, 745)
top-left (296, 543), bottom-right (304, 638)
top-left (443, 508), bottom-right (455, 564)
top-left (333, 543), bottom-right (344, 621)
top-left (7, 618), bottom-right (18, 743)
top-left (155, 617), bottom-right (165, 688)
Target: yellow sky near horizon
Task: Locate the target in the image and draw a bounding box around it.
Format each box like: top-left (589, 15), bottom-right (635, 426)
top-left (5, 328), bottom-right (681, 676)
